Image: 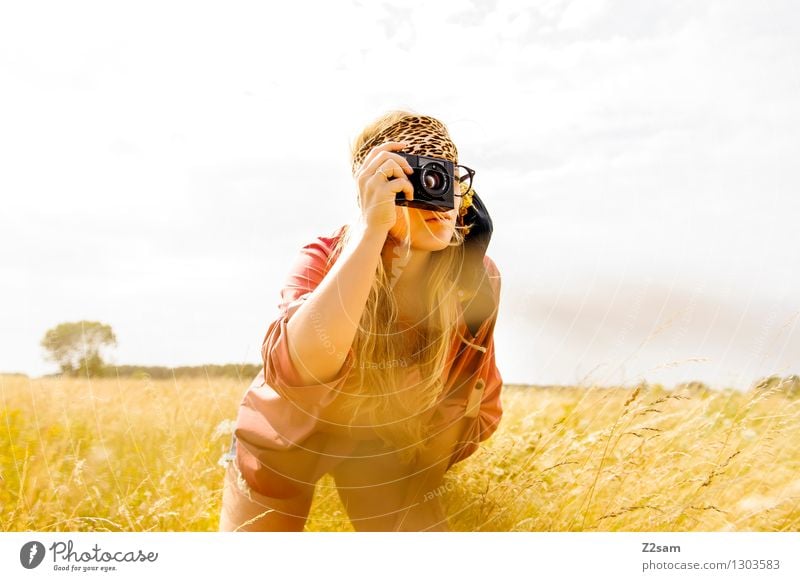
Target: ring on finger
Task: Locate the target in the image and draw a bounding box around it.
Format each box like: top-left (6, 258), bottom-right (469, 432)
top-left (376, 168), bottom-right (389, 180)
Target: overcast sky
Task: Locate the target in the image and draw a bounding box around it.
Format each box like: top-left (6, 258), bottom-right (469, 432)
top-left (1, 0), bottom-right (798, 389)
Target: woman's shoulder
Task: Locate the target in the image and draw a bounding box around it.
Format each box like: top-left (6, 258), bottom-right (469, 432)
top-left (287, 225), bottom-right (351, 277)
top-left (482, 253), bottom-right (502, 299)
top-left (483, 253), bottom-right (500, 276)
top-left (299, 224), bottom-right (347, 250)
top-left (293, 224), bottom-right (348, 262)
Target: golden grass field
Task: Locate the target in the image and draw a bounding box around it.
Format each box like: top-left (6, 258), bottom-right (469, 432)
top-left (1, 374), bottom-right (798, 532)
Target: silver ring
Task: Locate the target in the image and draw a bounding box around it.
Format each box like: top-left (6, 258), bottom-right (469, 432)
top-left (376, 168), bottom-right (389, 180)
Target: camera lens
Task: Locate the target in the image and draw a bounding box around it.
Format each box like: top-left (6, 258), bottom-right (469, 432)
top-left (419, 162), bottom-right (449, 197)
top-left (423, 172), bottom-right (442, 190)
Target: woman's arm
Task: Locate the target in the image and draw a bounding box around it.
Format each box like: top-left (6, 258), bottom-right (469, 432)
top-left (282, 142), bottom-right (414, 387)
top-left (284, 221), bottom-right (386, 386)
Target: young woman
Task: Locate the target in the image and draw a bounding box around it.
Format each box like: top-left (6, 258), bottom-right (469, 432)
top-left (218, 111), bottom-right (503, 532)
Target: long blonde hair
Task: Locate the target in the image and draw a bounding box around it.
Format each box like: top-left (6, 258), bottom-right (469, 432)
top-left (327, 110), bottom-right (474, 464)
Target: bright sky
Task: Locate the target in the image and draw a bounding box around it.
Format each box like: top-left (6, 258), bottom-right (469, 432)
top-left (1, 0), bottom-right (798, 389)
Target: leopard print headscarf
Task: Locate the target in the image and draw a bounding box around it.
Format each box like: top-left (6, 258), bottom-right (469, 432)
top-left (351, 115), bottom-right (459, 176)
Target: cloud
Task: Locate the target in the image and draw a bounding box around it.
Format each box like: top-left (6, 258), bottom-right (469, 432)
top-left (1, 0), bottom-right (798, 385)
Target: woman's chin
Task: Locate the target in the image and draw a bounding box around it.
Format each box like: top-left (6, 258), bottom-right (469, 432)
top-left (387, 224), bottom-right (454, 251)
top-left (411, 230), bottom-right (453, 251)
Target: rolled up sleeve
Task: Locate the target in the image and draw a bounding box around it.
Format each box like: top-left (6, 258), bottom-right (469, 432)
top-left (262, 311), bottom-right (356, 409)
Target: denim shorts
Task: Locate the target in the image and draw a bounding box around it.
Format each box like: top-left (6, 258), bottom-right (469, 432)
top-left (220, 433), bottom-right (238, 465)
top-left (220, 433), bottom-right (257, 501)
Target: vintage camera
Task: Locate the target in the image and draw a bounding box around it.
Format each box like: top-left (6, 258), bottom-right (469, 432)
top-left (393, 152), bottom-right (455, 212)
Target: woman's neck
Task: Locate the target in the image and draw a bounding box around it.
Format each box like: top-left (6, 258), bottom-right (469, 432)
top-left (381, 241), bottom-right (431, 289)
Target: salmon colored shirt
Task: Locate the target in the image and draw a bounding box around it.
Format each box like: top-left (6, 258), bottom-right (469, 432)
top-left (234, 224), bottom-right (503, 476)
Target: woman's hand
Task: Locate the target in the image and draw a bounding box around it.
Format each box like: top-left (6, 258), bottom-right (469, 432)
top-left (354, 141), bottom-right (415, 234)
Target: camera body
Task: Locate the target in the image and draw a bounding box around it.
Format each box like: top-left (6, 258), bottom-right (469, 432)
top-left (393, 152), bottom-right (455, 212)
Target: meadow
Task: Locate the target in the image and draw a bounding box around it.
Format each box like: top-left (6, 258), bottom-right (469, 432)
top-left (1, 374), bottom-right (798, 532)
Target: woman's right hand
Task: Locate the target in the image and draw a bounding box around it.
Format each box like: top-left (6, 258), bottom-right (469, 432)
top-left (354, 141), bottom-right (415, 234)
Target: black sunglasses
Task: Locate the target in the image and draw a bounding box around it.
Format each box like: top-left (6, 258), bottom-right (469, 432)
top-left (453, 164), bottom-right (476, 197)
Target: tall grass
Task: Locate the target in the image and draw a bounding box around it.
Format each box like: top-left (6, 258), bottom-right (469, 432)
top-left (1, 375), bottom-right (798, 531)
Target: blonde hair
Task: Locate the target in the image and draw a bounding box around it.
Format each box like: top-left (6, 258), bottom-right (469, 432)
top-left (329, 110), bottom-right (474, 464)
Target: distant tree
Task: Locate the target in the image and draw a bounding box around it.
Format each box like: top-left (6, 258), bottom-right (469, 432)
top-left (40, 321), bottom-right (117, 377)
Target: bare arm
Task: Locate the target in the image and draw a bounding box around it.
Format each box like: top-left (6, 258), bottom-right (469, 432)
top-left (283, 141), bottom-right (415, 386)
top-left (284, 222), bottom-right (386, 385)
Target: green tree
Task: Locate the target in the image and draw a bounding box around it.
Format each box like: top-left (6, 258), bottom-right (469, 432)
top-left (40, 321), bottom-right (117, 377)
